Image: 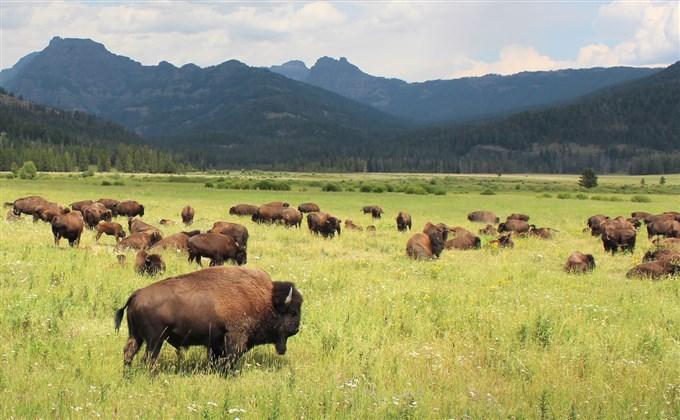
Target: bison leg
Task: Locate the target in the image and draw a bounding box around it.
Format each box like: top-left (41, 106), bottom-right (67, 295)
top-left (95, 231), bottom-right (102, 242)
top-left (144, 327), bottom-right (169, 365)
top-left (124, 336), bottom-right (143, 366)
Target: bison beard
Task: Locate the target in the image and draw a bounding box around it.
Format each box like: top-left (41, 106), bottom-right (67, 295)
top-left (114, 266), bottom-right (303, 368)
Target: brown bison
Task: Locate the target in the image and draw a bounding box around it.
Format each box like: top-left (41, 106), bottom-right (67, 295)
top-left (489, 233), bottom-right (514, 249)
top-left (117, 200), bottom-right (145, 218)
top-left (208, 222), bottom-right (249, 248)
top-left (95, 221), bottom-right (126, 243)
top-left (6, 195), bottom-right (49, 217)
top-left (70, 200), bottom-right (93, 213)
top-left (181, 205), bottom-right (195, 225)
top-left (344, 220), bottom-right (363, 231)
top-left (297, 203), bottom-right (320, 213)
top-left (396, 212), bottom-right (412, 232)
top-left (114, 266), bottom-right (303, 367)
top-left (51, 210), bottom-right (84, 247)
top-left (128, 217), bottom-right (162, 235)
top-left (601, 225), bottom-right (636, 254)
top-left (96, 198), bottom-right (120, 217)
top-left (653, 237), bottom-right (680, 249)
top-left (229, 204), bottom-right (259, 216)
top-left (406, 222), bottom-right (449, 260)
top-left (307, 212), bottom-right (342, 238)
top-left (445, 230), bottom-right (481, 250)
top-left (528, 227), bottom-right (556, 239)
top-left (362, 205), bottom-right (384, 219)
top-left (479, 224), bottom-right (498, 235)
top-left (159, 219), bottom-right (175, 226)
top-left (643, 249), bottom-right (680, 263)
top-left (149, 230), bottom-right (201, 252)
top-left (626, 259), bottom-right (679, 279)
top-left (281, 208), bottom-right (303, 228)
top-left (498, 219), bottom-right (532, 234)
top-left (116, 231), bottom-right (162, 251)
top-left (587, 215), bottom-right (610, 235)
top-left (83, 202), bottom-right (112, 229)
top-left (263, 201), bottom-right (289, 208)
top-left (506, 213), bottom-right (530, 222)
top-left (188, 233), bottom-right (247, 266)
top-left (468, 211), bottom-right (499, 224)
top-left (631, 211), bottom-right (652, 221)
top-left (252, 204), bottom-right (285, 224)
top-left (33, 203), bottom-right (69, 223)
top-left (564, 252), bottom-right (595, 273)
top-left (134, 250), bottom-right (166, 276)
top-left (647, 219), bottom-right (680, 239)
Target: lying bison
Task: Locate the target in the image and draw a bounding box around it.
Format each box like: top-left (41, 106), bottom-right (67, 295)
top-left (445, 229), bottom-right (481, 250)
top-left (229, 204), bottom-right (259, 216)
top-left (116, 231), bottom-right (162, 251)
top-left (187, 233), bottom-right (247, 266)
top-left (134, 250), bottom-right (166, 276)
top-left (307, 212), bottom-right (342, 238)
top-left (643, 249), bottom-right (680, 263)
top-left (506, 213), bottom-right (530, 222)
top-left (490, 233), bottom-right (514, 249)
top-left (627, 259), bottom-right (679, 279)
top-left (6, 210), bottom-right (21, 222)
top-left (396, 212), bottom-right (412, 232)
top-left (479, 224), bottom-right (498, 236)
top-left (406, 222), bottom-right (448, 260)
top-left (468, 211), bottom-right (499, 224)
top-left (51, 210), bottom-right (84, 247)
top-left (528, 227), bottom-right (556, 239)
top-left (114, 266), bottom-right (303, 367)
top-left (362, 205), bottom-right (384, 219)
top-left (117, 200), bottom-right (145, 218)
top-left (181, 205), bottom-right (195, 226)
top-left (344, 220), bottom-right (363, 231)
top-left (498, 219), bottom-right (532, 234)
top-left (95, 221), bottom-right (126, 243)
top-left (128, 217), bottom-right (161, 235)
top-left (208, 222), bottom-right (249, 249)
top-left (149, 230), bottom-right (201, 252)
top-left (564, 252), bottom-right (595, 273)
top-left (298, 203), bottom-right (320, 213)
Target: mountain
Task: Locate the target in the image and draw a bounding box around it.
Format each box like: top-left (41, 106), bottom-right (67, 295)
top-left (0, 51), bottom-right (39, 86)
top-left (268, 60), bottom-right (310, 82)
top-left (0, 88), bottom-right (188, 172)
top-left (270, 56), bottom-right (661, 123)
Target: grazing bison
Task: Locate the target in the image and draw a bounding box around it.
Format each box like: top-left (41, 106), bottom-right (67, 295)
top-left (643, 249), bottom-right (680, 263)
top-left (208, 222), bottom-right (249, 248)
top-left (6, 195), bottom-right (49, 217)
top-left (601, 225), bottom-right (636, 254)
top-left (51, 210), bottom-right (84, 247)
top-left (297, 203), bottom-right (320, 213)
top-left (479, 224), bottom-right (498, 236)
top-left (114, 266), bottom-right (303, 367)
top-left (406, 222), bottom-right (449, 260)
top-left (229, 204), bottom-right (259, 216)
top-left (128, 217), bottom-right (162, 235)
top-left (117, 200), bottom-right (145, 218)
top-left (95, 221), bottom-right (126, 243)
top-left (134, 250), bottom-right (166, 276)
top-left (362, 205), bottom-right (384, 219)
top-left (307, 212), bottom-right (342, 238)
top-left (396, 212), bottom-right (412, 232)
top-left (116, 231), bottom-right (162, 251)
top-left (83, 202), bottom-right (112, 229)
top-left (498, 219), bottom-right (532, 234)
top-left (188, 233), bottom-right (247, 266)
top-left (506, 213), bottom-right (530, 222)
top-left (252, 204), bottom-right (285, 224)
top-left (631, 211), bottom-right (652, 221)
top-left (344, 220), bottom-right (363, 231)
top-left (181, 205), bottom-right (195, 226)
top-left (445, 230), bottom-right (481, 250)
top-left (33, 203), bottom-right (69, 223)
top-left (281, 208), bottom-right (303, 228)
top-left (626, 259), bottom-right (679, 279)
top-left (149, 230), bottom-right (201, 252)
top-left (468, 211), bottom-right (499, 224)
top-left (96, 198), bottom-right (120, 217)
top-left (647, 219), bottom-right (680, 239)
top-left (490, 233), bottom-right (514, 249)
top-left (70, 200), bottom-right (93, 213)
top-left (564, 252), bottom-right (595, 273)
top-left (263, 201), bottom-right (289, 208)
top-left (528, 227), bottom-right (556, 239)
top-left (159, 219), bottom-right (175, 226)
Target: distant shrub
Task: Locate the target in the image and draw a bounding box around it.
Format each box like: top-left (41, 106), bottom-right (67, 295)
top-left (609, 196), bottom-right (623, 202)
top-left (542, 193), bottom-right (553, 198)
top-left (4, 172), bottom-right (15, 179)
top-left (480, 189), bottom-right (496, 195)
top-left (631, 195), bottom-right (651, 203)
top-left (205, 182), bottom-right (214, 188)
top-left (17, 161), bottom-right (37, 179)
top-left (404, 184), bottom-right (427, 195)
top-left (113, 180), bottom-right (125, 186)
top-left (253, 179), bottom-right (291, 191)
top-left (557, 193), bottom-right (572, 199)
top-left (101, 180), bottom-right (112, 186)
top-left (575, 193), bottom-right (588, 200)
top-left (359, 184), bottom-right (372, 193)
top-left (434, 189), bottom-right (446, 196)
top-left (322, 183), bottom-right (342, 192)
top-left (81, 170), bottom-right (95, 178)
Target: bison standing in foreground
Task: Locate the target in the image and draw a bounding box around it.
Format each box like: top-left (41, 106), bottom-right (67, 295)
top-left (601, 224), bottom-right (636, 254)
top-left (307, 212), bottom-right (342, 238)
top-left (396, 212), bottom-right (412, 232)
top-left (117, 200), bottom-right (145, 218)
top-left (181, 205), bottom-right (195, 226)
top-left (51, 210), bottom-right (84, 247)
top-left (114, 266), bottom-right (303, 367)
top-left (281, 208), bottom-right (303, 228)
top-left (187, 233), bottom-right (247, 266)
top-left (564, 252), bottom-right (595, 273)
top-left (208, 222), bottom-right (249, 248)
top-left (406, 222), bottom-right (448, 260)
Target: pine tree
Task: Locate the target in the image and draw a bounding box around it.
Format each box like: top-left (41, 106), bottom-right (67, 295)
top-left (578, 169), bottom-right (598, 188)
top-left (660, 176), bottom-right (666, 185)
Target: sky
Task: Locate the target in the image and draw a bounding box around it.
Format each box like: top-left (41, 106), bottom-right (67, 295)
top-left (1, 1), bottom-right (678, 82)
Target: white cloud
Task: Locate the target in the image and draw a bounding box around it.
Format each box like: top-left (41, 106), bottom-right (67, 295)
top-left (451, 45), bottom-right (565, 78)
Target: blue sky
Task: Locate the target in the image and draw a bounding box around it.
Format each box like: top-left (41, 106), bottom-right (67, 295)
top-left (1, 1), bottom-right (678, 81)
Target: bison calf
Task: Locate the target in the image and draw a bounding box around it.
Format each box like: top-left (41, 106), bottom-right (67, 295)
top-left (96, 221), bottom-right (126, 243)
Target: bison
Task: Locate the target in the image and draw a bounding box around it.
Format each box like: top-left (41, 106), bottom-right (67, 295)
top-left (117, 200), bottom-right (145, 218)
top-left (445, 230), bottom-right (481, 250)
top-left (626, 259), bottom-right (679, 280)
top-left (95, 221), bottom-right (126, 243)
top-left (252, 204), bottom-right (285, 224)
top-left (587, 215), bottom-right (610, 235)
top-left (468, 211), bottom-right (499, 224)
top-left (229, 204), bottom-right (259, 216)
top-left (564, 252), bottom-right (595, 273)
top-left (5, 210), bottom-right (21, 222)
top-left (96, 198), bottom-right (120, 217)
top-left (134, 250), bottom-right (166, 276)
top-left (188, 233), bottom-right (247, 266)
top-left (647, 219), bottom-right (680, 239)
top-left (128, 217), bottom-right (162, 235)
top-left (479, 224), bottom-right (498, 236)
top-left (70, 200), bottom-right (94, 213)
top-left (601, 225), bottom-right (636, 254)
top-left (116, 231), bottom-right (162, 251)
top-left (83, 202), bottom-right (112, 229)
top-left (114, 266), bottom-right (303, 367)
top-left (643, 249), bottom-right (680, 263)
top-left (489, 233), bottom-right (514, 249)
top-left (149, 230), bottom-right (201, 252)
top-left (396, 212), bottom-right (412, 232)
top-left (6, 195), bottom-right (49, 217)
top-left (406, 222), bottom-right (449, 260)
top-left (208, 222), bottom-right (249, 249)
top-left (344, 220), bottom-right (363, 231)
top-left (181, 205), bottom-right (195, 226)
top-left (528, 227), bottom-right (556, 239)
top-left (33, 203), bottom-right (69, 223)
top-left (498, 219), bottom-right (532, 234)
top-left (506, 213), bottom-right (530, 222)
top-left (159, 219), bottom-right (175, 226)
top-left (297, 203), bottom-right (320, 213)
top-left (51, 210), bottom-right (84, 247)
top-left (281, 208), bottom-right (303, 228)
top-left (307, 212), bottom-right (342, 238)
top-left (362, 205), bottom-right (384, 219)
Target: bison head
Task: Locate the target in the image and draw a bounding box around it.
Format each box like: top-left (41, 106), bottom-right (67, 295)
top-left (327, 217), bottom-right (341, 236)
top-left (271, 282), bottom-right (303, 355)
top-left (139, 205), bottom-right (145, 217)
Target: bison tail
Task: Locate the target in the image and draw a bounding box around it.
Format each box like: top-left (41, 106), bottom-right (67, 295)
top-left (114, 294), bottom-right (135, 332)
top-left (3, 202), bottom-right (13, 207)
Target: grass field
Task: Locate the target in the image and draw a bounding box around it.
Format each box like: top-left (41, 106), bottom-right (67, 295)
top-left (1, 174), bottom-right (679, 418)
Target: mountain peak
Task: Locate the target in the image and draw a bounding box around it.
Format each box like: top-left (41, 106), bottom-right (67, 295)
top-left (269, 60), bottom-right (310, 81)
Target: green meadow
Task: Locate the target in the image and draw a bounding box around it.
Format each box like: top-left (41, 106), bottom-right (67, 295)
top-left (0, 173), bottom-right (679, 418)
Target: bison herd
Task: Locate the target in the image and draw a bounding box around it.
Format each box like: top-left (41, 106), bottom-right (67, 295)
top-left (4, 194), bottom-right (679, 369)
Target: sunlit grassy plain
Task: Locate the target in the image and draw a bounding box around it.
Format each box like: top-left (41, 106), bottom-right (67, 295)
top-left (1, 173), bottom-right (679, 418)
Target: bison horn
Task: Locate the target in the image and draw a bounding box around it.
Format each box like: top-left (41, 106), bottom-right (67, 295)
top-left (285, 287), bottom-right (293, 305)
